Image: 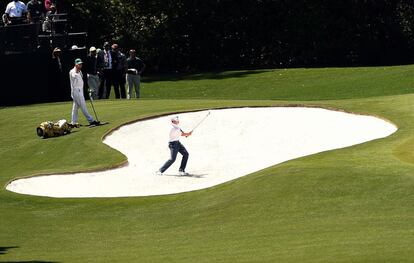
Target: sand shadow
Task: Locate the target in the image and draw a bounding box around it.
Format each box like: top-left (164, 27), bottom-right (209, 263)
top-left (161, 173), bottom-right (207, 178)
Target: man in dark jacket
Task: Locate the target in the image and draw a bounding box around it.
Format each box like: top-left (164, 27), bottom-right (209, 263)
top-left (85, 46), bottom-right (102, 99)
top-left (97, 41), bottom-right (118, 99)
top-left (111, 43), bottom-right (126, 99)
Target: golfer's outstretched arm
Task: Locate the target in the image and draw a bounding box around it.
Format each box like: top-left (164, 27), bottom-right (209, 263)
top-left (181, 131), bottom-right (192, 137)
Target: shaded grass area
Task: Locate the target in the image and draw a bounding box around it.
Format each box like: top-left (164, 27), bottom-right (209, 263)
top-left (142, 65), bottom-right (414, 100)
top-left (1, 66), bottom-right (414, 262)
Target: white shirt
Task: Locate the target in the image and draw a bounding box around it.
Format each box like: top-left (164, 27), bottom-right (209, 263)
top-left (5, 1), bottom-right (27, 17)
top-left (169, 123), bottom-right (182, 142)
top-left (69, 68), bottom-right (84, 94)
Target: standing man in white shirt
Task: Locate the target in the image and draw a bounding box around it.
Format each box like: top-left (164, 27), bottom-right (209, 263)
top-left (157, 116), bottom-right (193, 176)
top-left (69, 58), bottom-right (99, 126)
top-left (4, 0), bottom-right (27, 25)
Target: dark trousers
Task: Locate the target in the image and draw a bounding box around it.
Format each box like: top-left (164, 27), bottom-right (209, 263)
top-left (98, 69), bottom-right (114, 99)
top-left (113, 69), bottom-right (126, 99)
top-left (160, 141), bottom-right (189, 173)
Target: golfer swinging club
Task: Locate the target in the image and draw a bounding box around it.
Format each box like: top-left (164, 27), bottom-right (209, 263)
top-left (157, 116), bottom-right (192, 176)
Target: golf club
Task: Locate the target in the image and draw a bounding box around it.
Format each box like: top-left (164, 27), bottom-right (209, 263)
top-left (88, 90), bottom-right (99, 122)
top-left (191, 111), bottom-right (211, 132)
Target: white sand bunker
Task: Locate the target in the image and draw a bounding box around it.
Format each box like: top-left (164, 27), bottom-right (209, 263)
top-left (7, 107), bottom-right (397, 198)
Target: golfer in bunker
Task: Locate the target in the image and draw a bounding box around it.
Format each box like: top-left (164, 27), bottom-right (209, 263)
top-left (157, 116), bottom-right (193, 176)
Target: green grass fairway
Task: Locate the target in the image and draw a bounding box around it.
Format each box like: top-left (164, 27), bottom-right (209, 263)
top-left (1, 65), bottom-right (414, 262)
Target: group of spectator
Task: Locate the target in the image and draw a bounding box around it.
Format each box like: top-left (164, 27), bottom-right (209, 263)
top-left (2, 0), bottom-right (58, 30)
top-left (3, 1), bottom-right (146, 100)
top-left (83, 41), bottom-right (146, 100)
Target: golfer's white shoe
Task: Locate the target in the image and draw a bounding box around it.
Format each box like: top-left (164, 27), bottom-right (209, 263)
top-left (179, 171), bottom-right (189, 176)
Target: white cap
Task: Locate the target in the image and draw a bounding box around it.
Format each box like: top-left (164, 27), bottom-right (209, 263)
top-left (89, 46), bottom-right (96, 52)
top-left (171, 116), bottom-right (179, 122)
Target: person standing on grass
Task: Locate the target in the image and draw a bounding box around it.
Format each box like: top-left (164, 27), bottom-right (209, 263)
top-left (97, 41), bottom-right (117, 99)
top-left (157, 116), bottom-right (192, 176)
top-left (69, 58), bottom-right (99, 126)
top-left (112, 43), bottom-right (127, 99)
top-left (126, 49), bottom-right (145, 99)
top-left (85, 46), bottom-right (101, 100)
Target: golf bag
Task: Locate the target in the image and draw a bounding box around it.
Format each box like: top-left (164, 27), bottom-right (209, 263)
top-left (36, 119), bottom-right (79, 138)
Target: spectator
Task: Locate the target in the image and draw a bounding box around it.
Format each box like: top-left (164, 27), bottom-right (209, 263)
top-left (51, 47), bottom-right (62, 72)
top-left (95, 47), bottom-right (104, 98)
top-left (26, 0), bottom-right (45, 23)
top-left (126, 49), bottom-right (146, 99)
top-left (97, 41), bottom-right (117, 99)
top-left (85, 46), bottom-right (102, 99)
top-left (4, 0), bottom-right (28, 25)
top-left (49, 47), bottom-right (64, 101)
top-left (112, 43), bottom-right (126, 99)
top-left (44, 0), bottom-right (56, 12)
top-left (41, 3), bottom-right (55, 32)
top-left (2, 14), bottom-right (7, 26)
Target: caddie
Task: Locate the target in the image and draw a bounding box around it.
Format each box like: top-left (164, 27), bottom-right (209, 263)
top-left (69, 58), bottom-right (100, 126)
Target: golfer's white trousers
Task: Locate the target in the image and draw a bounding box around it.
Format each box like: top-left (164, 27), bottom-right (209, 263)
top-left (71, 89), bottom-right (94, 124)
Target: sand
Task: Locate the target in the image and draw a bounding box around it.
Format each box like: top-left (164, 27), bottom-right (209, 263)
top-left (6, 107), bottom-right (397, 198)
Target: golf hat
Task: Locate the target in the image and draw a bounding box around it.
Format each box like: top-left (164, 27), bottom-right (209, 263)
top-left (89, 46), bottom-right (97, 52)
top-left (74, 58), bottom-right (83, 65)
top-left (171, 116), bottom-right (179, 122)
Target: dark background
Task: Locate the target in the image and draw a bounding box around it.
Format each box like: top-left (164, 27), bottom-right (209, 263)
top-left (63, 0), bottom-right (414, 72)
top-left (0, 47), bottom-right (86, 106)
top-left (1, 0), bottom-right (414, 105)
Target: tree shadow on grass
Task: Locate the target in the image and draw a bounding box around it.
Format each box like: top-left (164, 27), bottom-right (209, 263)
top-left (0, 246), bottom-right (59, 263)
top-left (0, 247), bottom-right (18, 255)
top-left (143, 69), bottom-right (271, 83)
top-left (1, 261), bottom-right (59, 263)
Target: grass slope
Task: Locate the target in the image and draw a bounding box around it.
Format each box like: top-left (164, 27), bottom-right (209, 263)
top-left (142, 65), bottom-right (414, 100)
top-left (1, 66), bottom-right (414, 262)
